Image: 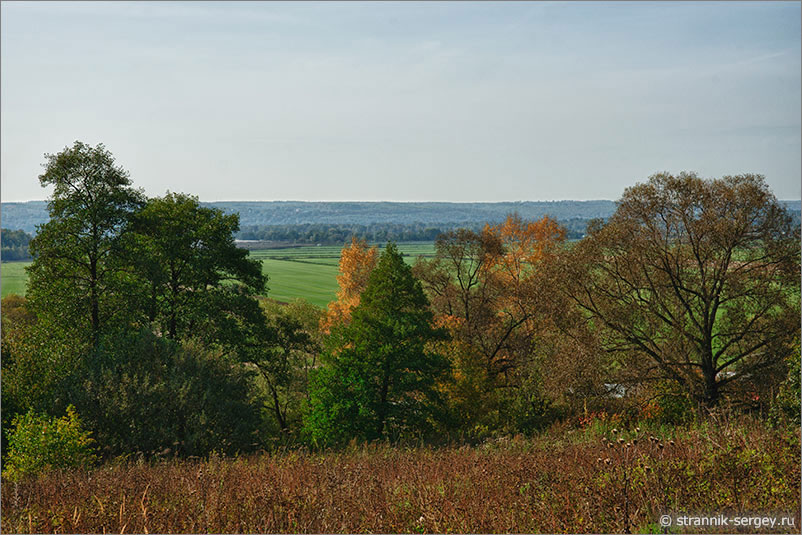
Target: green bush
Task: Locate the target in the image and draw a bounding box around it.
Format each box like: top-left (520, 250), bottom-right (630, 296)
top-left (80, 329), bottom-right (262, 458)
top-left (504, 387), bottom-right (564, 435)
top-left (2, 405), bottom-right (97, 481)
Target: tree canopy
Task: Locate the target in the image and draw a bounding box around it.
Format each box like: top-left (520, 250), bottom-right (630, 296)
top-left (320, 237), bottom-right (379, 333)
top-left (131, 192), bottom-right (266, 340)
top-left (562, 172), bottom-right (800, 407)
top-left (27, 141), bottom-right (145, 346)
top-left (5, 144), bottom-right (800, 462)
top-left (6, 143), bottom-right (271, 459)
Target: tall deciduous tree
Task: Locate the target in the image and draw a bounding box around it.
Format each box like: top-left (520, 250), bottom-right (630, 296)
top-left (253, 299), bottom-right (322, 434)
top-left (27, 142), bottom-right (145, 346)
top-left (414, 215), bottom-right (565, 384)
top-left (131, 192), bottom-right (267, 342)
top-left (562, 172), bottom-right (800, 408)
top-left (306, 243), bottom-right (449, 444)
top-left (413, 215), bottom-right (568, 434)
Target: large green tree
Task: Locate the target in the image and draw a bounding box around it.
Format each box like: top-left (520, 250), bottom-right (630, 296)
top-left (77, 192), bottom-right (270, 458)
top-left (305, 243), bottom-right (450, 445)
top-left (27, 141), bottom-right (145, 346)
top-left (562, 172), bottom-right (800, 408)
top-left (131, 192), bottom-right (267, 342)
top-left (15, 146), bottom-right (271, 459)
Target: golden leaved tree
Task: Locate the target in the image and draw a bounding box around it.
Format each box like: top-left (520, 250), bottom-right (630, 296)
top-left (414, 215), bottom-right (570, 434)
top-left (320, 237), bottom-right (379, 334)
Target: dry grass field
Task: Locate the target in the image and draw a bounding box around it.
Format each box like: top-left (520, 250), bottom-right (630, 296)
top-left (2, 418), bottom-right (798, 534)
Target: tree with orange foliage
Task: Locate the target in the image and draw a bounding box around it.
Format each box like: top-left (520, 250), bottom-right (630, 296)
top-left (320, 237), bottom-right (379, 333)
top-left (415, 215), bottom-right (564, 382)
top-left (486, 213), bottom-right (565, 279)
top-left (413, 214), bottom-right (567, 434)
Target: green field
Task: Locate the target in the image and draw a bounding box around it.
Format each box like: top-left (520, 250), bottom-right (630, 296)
top-left (1, 243), bottom-right (436, 307)
top-left (1, 261), bottom-right (28, 298)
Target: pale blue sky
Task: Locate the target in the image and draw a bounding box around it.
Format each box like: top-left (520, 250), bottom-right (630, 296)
top-left (2, 1), bottom-right (800, 202)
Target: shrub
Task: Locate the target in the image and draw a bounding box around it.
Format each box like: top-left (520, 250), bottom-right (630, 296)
top-left (2, 405), bottom-right (96, 481)
top-left (640, 381), bottom-right (694, 425)
top-left (81, 329), bottom-right (262, 458)
top-left (502, 372), bottom-right (565, 435)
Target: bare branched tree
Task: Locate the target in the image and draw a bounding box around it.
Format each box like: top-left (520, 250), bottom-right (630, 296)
top-left (561, 172), bottom-right (800, 407)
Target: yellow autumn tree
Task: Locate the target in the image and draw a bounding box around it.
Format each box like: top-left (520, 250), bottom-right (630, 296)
top-left (320, 237), bottom-right (379, 333)
top-left (483, 214), bottom-right (566, 335)
top-left (414, 215), bottom-right (567, 435)
top-left (485, 214), bottom-right (565, 278)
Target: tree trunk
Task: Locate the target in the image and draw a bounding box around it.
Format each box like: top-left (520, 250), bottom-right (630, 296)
top-left (148, 283), bottom-right (158, 323)
top-left (376, 373), bottom-right (390, 440)
top-left (89, 256), bottom-right (99, 348)
top-left (702, 371), bottom-right (719, 409)
top-left (168, 276), bottom-right (179, 339)
top-left (270, 383), bottom-right (287, 431)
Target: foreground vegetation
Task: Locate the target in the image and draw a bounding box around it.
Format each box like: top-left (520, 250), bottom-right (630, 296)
top-left (1, 417), bottom-right (798, 534)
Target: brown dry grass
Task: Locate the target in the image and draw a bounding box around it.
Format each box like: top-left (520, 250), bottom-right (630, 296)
top-left (2, 419), bottom-right (799, 534)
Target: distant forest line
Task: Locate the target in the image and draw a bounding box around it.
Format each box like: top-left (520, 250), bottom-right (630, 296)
top-left (2, 199), bottom-right (618, 234)
top-left (4, 199), bottom-right (799, 253)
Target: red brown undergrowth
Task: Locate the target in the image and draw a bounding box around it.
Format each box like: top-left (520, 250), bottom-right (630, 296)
top-left (2, 419), bottom-right (799, 533)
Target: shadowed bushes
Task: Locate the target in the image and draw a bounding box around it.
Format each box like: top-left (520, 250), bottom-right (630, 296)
top-left (79, 330), bottom-right (262, 458)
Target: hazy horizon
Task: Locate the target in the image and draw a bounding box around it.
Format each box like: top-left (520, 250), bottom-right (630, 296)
top-left (2, 2), bottom-right (800, 203)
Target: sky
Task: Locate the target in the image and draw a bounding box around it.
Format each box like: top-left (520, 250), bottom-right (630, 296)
top-left (1, 1), bottom-right (800, 202)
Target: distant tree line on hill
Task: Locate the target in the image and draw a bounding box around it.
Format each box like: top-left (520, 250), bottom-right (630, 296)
top-left (1, 200), bottom-right (625, 234)
top-left (4, 199), bottom-right (797, 244)
top-left (207, 200), bottom-right (621, 227)
top-left (238, 218), bottom-right (593, 245)
top-left (1, 220), bottom-right (593, 259)
top-left (1, 229), bottom-right (33, 261)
